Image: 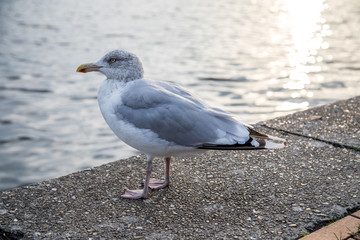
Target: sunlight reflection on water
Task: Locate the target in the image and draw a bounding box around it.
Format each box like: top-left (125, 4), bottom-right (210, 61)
top-left (0, 0), bottom-right (359, 190)
top-left (275, 0), bottom-right (331, 110)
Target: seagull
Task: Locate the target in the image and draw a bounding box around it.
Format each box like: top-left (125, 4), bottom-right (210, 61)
top-left (77, 50), bottom-right (285, 199)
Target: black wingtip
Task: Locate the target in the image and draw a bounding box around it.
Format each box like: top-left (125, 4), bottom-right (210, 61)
top-left (197, 137), bottom-right (266, 150)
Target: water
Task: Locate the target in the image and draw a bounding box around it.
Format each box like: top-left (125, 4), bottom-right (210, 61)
top-left (0, 0), bottom-right (359, 190)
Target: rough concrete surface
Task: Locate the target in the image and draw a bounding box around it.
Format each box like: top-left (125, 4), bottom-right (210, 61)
top-left (1, 96), bottom-right (359, 240)
top-left (264, 96), bottom-right (360, 149)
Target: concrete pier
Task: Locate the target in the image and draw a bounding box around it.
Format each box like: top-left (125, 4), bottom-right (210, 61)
top-left (1, 96), bottom-right (359, 239)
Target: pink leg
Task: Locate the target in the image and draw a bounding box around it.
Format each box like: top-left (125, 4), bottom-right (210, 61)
top-left (149, 157), bottom-right (171, 190)
top-left (121, 155), bottom-right (153, 199)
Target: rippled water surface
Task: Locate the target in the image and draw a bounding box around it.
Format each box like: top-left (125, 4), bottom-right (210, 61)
top-left (1, 0), bottom-right (359, 190)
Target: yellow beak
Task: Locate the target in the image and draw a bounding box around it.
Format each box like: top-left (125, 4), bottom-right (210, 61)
top-left (76, 63), bottom-right (102, 73)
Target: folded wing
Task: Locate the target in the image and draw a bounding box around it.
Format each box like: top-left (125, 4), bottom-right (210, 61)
top-left (116, 79), bottom-right (285, 149)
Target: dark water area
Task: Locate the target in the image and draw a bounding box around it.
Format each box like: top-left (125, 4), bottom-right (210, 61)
top-left (0, 0), bottom-right (360, 190)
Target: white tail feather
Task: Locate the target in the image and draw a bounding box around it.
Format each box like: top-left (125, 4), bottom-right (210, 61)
top-left (264, 135), bottom-right (286, 149)
top-left (264, 139), bottom-right (285, 149)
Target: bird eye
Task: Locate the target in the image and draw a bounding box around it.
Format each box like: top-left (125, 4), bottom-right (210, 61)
top-left (109, 58), bottom-right (116, 63)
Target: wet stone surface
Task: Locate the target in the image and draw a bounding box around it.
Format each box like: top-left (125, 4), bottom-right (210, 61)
top-left (0, 97), bottom-right (360, 239)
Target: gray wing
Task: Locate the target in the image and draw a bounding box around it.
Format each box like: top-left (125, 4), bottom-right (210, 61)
top-left (116, 79), bottom-right (250, 147)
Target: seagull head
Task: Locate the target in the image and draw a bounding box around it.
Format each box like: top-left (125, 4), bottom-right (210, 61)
top-left (76, 50), bottom-right (144, 81)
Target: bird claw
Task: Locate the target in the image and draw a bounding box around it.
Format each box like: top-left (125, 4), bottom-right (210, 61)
top-left (149, 178), bottom-right (169, 190)
top-left (121, 189), bottom-right (148, 199)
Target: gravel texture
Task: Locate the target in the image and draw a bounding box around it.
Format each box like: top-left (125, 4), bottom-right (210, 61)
top-left (1, 97), bottom-right (359, 239)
